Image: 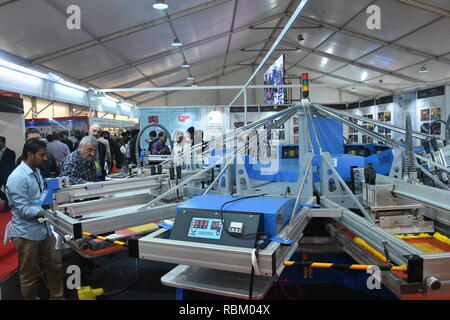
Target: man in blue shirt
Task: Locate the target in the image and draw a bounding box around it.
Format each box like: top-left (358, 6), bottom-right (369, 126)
top-left (6, 139), bottom-right (65, 300)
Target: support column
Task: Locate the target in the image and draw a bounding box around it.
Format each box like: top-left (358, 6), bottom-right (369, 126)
top-left (31, 96), bottom-right (37, 119)
top-left (68, 104), bottom-right (74, 117)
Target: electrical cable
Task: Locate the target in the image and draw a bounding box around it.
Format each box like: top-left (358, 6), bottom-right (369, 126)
top-left (274, 270), bottom-right (304, 300)
top-left (215, 194), bottom-right (273, 300)
top-left (102, 258), bottom-right (140, 297)
top-left (218, 194), bottom-right (271, 239)
top-left (278, 279), bottom-right (304, 300)
top-left (248, 237), bottom-right (268, 300)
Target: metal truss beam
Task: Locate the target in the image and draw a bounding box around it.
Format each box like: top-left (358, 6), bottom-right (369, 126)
top-left (135, 65), bottom-right (249, 105)
top-left (29, 0), bottom-right (236, 66)
top-left (0, 0), bottom-right (18, 8)
top-left (398, 0), bottom-right (450, 18)
top-left (110, 39), bottom-right (266, 89)
top-left (79, 12), bottom-right (286, 83)
top-left (251, 0), bottom-right (299, 65)
top-left (296, 16), bottom-right (450, 65)
top-left (283, 58), bottom-right (391, 93)
top-left (281, 40), bottom-right (423, 84)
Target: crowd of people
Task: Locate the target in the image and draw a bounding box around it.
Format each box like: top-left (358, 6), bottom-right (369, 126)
top-left (0, 123), bottom-right (147, 300)
top-left (0, 123), bottom-right (210, 300)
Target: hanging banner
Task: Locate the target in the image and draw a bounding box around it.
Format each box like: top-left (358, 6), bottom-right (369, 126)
top-left (0, 90), bottom-right (20, 98)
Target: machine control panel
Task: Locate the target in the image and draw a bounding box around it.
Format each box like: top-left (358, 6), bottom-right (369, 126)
top-left (188, 218), bottom-right (223, 240)
top-left (170, 208), bottom-right (262, 248)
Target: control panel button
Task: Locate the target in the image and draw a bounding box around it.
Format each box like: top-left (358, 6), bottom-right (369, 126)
top-left (229, 221), bottom-right (244, 234)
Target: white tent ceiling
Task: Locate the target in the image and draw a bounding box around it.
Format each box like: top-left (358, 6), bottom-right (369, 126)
top-left (0, 0), bottom-right (449, 106)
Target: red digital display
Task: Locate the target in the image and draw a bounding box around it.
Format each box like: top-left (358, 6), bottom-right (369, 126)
top-left (211, 221), bottom-right (221, 231)
top-left (193, 219), bottom-right (210, 229)
top-left (188, 218), bottom-right (223, 239)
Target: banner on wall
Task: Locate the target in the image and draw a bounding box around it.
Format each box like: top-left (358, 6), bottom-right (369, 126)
top-left (204, 109), bottom-right (224, 141)
top-left (0, 94), bottom-right (23, 114)
top-left (0, 91), bottom-right (20, 98)
top-left (25, 116), bottom-right (89, 139)
top-left (417, 94), bottom-right (445, 138)
top-left (139, 107), bottom-right (200, 150)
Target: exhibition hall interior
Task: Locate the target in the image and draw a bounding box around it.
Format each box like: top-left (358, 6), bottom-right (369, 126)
top-left (0, 0), bottom-right (450, 302)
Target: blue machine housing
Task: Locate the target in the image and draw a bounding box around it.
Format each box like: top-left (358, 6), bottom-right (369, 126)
top-left (243, 153), bottom-right (364, 183)
top-left (359, 145), bottom-right (424, 175)
top-left (176, 194), bottom-right (296, 238)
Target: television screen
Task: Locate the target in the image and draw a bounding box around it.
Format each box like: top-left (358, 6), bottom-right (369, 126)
top-left (264, 54), bottom-right (285, 105)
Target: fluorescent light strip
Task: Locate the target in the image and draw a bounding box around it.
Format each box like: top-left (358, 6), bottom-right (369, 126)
top-left (0, 59), bottom-right (47, 79)
top-left (0, 59), bottom-right (91, 93)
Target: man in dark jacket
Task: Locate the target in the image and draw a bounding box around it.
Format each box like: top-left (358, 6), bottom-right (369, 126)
top-left (88, 124), bottom-right (107, 180)
top-left (0, 136), bottom-right (16, 212)
top-left (16, 128), bottom-right (58, 179)
top-left (147, 130), bottom-right (157, 154)
top-left (60, 131), bottom-right (74, 152)
top-left (102, 131), bottom-right (122, 170)
top-left (73, 131), bottom-right (85, 150)
top-left (127, 129), bottom-right (141, 165)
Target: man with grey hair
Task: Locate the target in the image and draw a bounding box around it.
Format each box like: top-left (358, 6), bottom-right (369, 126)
top-left (60, 136), bottom-right (98, 185)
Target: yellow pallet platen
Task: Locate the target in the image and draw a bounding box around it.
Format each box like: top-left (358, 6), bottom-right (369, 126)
top-left (393, 232), bottom-right (450, 254)
top-left (434, 232), bottom-right (450, 246)
top-left (127, 223), bottom-right (159, 233)
top-left (395, 233), bottom-right (432, 240)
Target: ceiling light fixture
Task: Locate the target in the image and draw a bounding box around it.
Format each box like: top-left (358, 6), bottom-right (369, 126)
top-left (351, 87), bottom-right (357, 92)
top-left (153, 0), bottom-right (168, 10)
top-left (241, 48), bottom-right (300, 52)
top-left (419, 63), bottom-right (428, 73)
top-left (187, 75), bottom-right (194, 81)
top-left (181, 61), bottom-right (190, 68)
top-left (171, 38), bottom-right (182, 47)
top-left (297, 34), bottom-right (304, 42)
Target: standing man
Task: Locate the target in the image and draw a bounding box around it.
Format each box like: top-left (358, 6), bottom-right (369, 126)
top-left (6, 139), bottom-right (65, 300)
top-left (147, 130), bottom-right (157, 154)
top-left (88, 124), bottom-right (107, 180)
top-left (46, 132), bottom-right (70, 170)
top-left (127, 129), bottom-right (141, 165)
top-left (16, 128), bottom-right (57, 179)
top-left (60, 132), bottom-right (74, 152)
top-left (0, 136), bottom-right (16, 212)
top-left (98, 132), bottom-right (112, 172)
top-left (73, 131), bottom-right (84, 150)
top-left (61, 136), bottom-right (98, 185)
top-left (172, 130), bottom-right (186, 167)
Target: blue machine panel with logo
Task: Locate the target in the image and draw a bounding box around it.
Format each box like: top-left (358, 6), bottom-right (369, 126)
top-left (188, 217), bottom-right (223, 240)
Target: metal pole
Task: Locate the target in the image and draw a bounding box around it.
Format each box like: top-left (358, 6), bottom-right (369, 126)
top-left (314, 104), bottom-right (432, 140)
top-left (160, 106), bottom-right (297, 166)
top-left (244, 89), bottom-right (247, 125)
top-left (226, 0), bottom-right (311, 108)
top-left (203, 108), bottom-right (297, 194)
top-left (292, 153), bottom-right (314, 218)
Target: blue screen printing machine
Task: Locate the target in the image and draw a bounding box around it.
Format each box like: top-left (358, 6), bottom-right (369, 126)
top-left (38, 102), bottom-right (450, 300)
